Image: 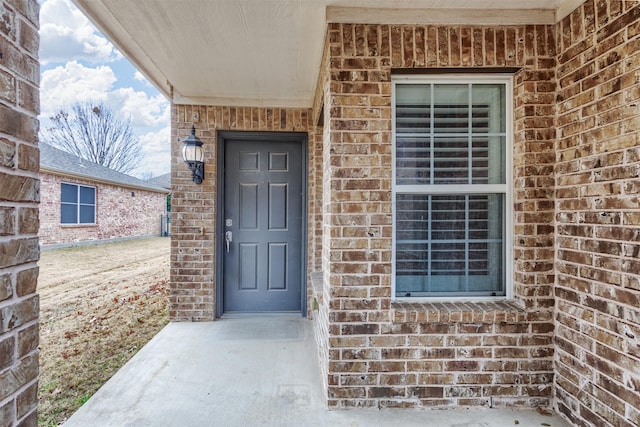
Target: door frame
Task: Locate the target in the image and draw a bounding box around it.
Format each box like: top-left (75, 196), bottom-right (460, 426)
top-left (215, 131), bottom-right (308, 318)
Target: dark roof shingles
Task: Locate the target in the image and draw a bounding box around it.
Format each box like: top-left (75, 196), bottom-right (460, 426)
top-left (39, 143), bottom-right (169, 193)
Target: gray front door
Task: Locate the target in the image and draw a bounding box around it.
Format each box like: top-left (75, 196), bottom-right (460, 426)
top-left (222, 134), bottom-right (305, 313)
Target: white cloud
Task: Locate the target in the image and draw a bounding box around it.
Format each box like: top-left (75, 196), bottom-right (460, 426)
top-left (112, 88), bottom-right (170, 128)
top-left (40, 61), bottom-right (170, 126)
top-left (135, 125), bottom-right (172, 178)
top-left (39, 0), bottom-right (121, 65)
top-left (133, 70), bottom-right (157, 90)
top-left (40, 61), bottom-right (117, 117)
top-left (134, 71), bottom-right (146, 82)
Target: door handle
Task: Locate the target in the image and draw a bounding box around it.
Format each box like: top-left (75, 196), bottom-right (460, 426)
top-left (225, 231), bottom-right (233, 253)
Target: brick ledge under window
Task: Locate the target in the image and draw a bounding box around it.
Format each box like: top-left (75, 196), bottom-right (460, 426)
top-left (390, 300), bottom-right (526, 323)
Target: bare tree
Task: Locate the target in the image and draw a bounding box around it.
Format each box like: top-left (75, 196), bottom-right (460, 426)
top-left (138, 171), bottom-right (156, 181)
top-left (42, 101), bottom-right (142, 174)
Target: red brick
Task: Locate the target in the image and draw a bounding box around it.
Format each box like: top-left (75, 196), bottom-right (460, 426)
top-left (39, 172), bottom-right (166, 246)
top-left (408, 386), bottom-right (443, 398)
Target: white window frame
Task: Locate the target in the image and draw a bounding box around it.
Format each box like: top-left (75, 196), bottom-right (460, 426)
top-left (61, 182), bottom-right (96, 225)
top-left (391, 74), bottom-right (514, 301)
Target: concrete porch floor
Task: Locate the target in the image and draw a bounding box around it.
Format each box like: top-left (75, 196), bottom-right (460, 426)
top-left (63, 318), bottom-right (571, 427)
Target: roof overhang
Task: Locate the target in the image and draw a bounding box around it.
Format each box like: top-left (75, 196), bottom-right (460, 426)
top-left (71, 0), bottom-right (584, 109)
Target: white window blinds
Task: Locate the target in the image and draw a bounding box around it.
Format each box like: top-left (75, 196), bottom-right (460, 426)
top-left (393, 79), bottom-right (510, 298)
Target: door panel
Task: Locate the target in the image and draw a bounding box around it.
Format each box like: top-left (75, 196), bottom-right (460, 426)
top-left (269, 183), bottom-right (288, 229)
top-left (268, 243), bottom-right (287, 290)
top-left (239, 184), bottom-right (258, 229)
top-left (238, 243), bottom-right (258, 290)
top-left (223, 137), bottom-right (303, 313)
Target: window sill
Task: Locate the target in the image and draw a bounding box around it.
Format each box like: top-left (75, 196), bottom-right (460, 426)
top-left (390, 300), bottom-right (526, 323)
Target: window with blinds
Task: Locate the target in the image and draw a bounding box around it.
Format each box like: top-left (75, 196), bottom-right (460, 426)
top-left (393, 78), bottom-right (510, 298)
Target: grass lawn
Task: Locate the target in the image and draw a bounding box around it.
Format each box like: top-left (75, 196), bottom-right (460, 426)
top-left (37, 237), bottom-right (170, 426)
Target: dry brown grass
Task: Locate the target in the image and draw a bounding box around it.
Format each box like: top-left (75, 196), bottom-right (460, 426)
top-left (37, 237), bottom-right (170, 426)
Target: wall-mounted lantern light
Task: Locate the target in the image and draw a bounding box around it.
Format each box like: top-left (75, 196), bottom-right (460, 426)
top-left (182, 125), bottom-right (204, 184)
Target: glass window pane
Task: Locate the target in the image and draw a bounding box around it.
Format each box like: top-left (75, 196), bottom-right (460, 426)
top-left (61, 203), bottom-right (77, 224)
top-left (396, 84), bottom-right (431, 185)
top-left (431, 196), bottom-right (466, 240)
top-left (468, 241), bottom-right (503, 292)
top-left (396, 84), bottom-right (430, 112)
top-left (471, 136), bottom-right (489, 184)
top-left (472, 136), bottom-right (505, 184)
top-left (472, 84), bottom-right (505, 133)
top-left (61, 184), bottom-right (77, 203)
top-left (396, 83), bottom-right (507, 187)
top-left (395, 193), bottom-right (504, 297)
top-left (79, 186), bottom-right (95, 204)
top-left (396, 194), bottom-right (429, 241)
top-left (433, 137), bottom-right (469, 184)
top-left (79, 205), bottom-right (95, 224)
top-left (396, 84), bottom-right (431, 134)
top-left (433, 84), bottom-right (468, 133)
top-left (396, 135), bottom-right (431, 185)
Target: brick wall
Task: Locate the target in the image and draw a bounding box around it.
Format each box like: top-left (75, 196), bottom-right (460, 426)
top-left (0, 0), bottom-right (40, 425)
top-left (555, 1), bottom-right (640, 426)
top-left (319, 22), bottom-right (557, 408)
top-left (39, 172), bottom-right (167, 246)
top-left (313, 44), bottom-right (332, 394)
top-left (167, 0), bottom-right (640, 419)
top-left (170, 105), bottom-right (315, 321)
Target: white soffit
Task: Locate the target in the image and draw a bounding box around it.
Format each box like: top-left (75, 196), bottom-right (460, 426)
top-left (72, 0), bottom-right (583, 109)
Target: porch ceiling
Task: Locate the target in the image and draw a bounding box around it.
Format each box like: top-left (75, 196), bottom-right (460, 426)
top-left (72, 0), bottom-right (582, 108)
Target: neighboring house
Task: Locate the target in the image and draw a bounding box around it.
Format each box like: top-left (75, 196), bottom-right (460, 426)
top-left (147, 172), bottom-right (171, 236)
top-left (39, 143), bottom-right (170, 246)
top-left (72, 1), bottom-right (639, 426)
top-left (146, 172), bottom-right (171, 191)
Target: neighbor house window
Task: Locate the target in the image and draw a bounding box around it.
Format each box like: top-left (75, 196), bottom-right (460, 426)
top-left (392, 75), bottom-right (512, 299)
top-left (61, 183), bottom-right (96, 224)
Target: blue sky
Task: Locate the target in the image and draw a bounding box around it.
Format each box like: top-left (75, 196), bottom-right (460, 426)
top-left (39, 0), bottom-right (171, 178)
